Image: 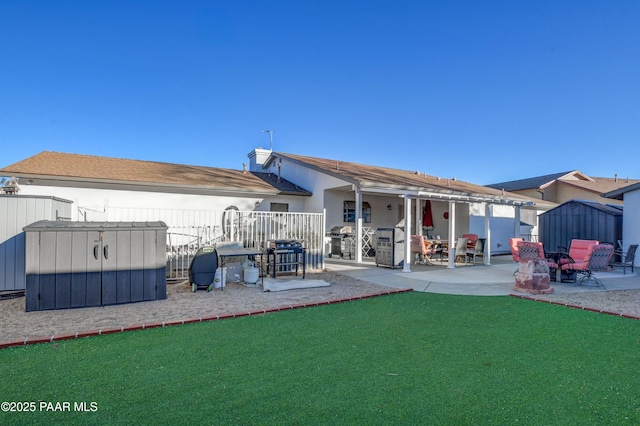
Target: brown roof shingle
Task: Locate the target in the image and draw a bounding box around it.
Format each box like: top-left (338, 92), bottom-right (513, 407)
top-left (274, 152), bottom-right (548, 206)
top-left (0, 151), bottom-right (286, 194)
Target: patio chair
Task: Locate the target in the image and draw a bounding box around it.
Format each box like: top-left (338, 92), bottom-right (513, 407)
top-left (467, 238), bottom-right (484, 265)
top-left (509, 237), bottom-right (525, 274)
top-left (558, 239), bottom-right (599, 268)
top-left (561, 243), bottom-right (614, 288)
top-left (453, 237), bottom-right (469, 265)
top-left (610, 244), bottom-right (637, 274)
top-left (462, 233), bottom-right (480, 265)
top-left (516, 241), bottom-right (559, 279)
top-left (410, 235), bottom-right (436, 265)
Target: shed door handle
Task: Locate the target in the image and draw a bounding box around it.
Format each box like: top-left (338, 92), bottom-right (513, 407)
top-left (103, 245), bottom-right (109, 260)
top-left (93, 245), bottom-right (99, 260)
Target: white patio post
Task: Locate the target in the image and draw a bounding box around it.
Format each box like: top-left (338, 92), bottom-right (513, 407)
top-left (403, 195), bottom-right (412, 272)
top-left (355, 188), bottom-right (363, 263)
top-left (484, 203), bottom-right (492, 265)
top-left (447, 201), bottom-right (456, 269)
top-left (415, 199), bottom-right (422, 237)
top-left (514, 205), bottom-right (521, 238)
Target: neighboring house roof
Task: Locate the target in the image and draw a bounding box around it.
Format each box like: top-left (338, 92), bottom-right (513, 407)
top-left (486, 171), bottom-right (586, 191)
top-left (560, 177), bottom-right (640, 196)
top-left (0, 151), bottom-right (310, 196)
top-left (487, 170), bottom-right (639, 198)
top-left (267, 152), bottom-right (553, 208)
top-left (604, 182), bottom-right (640, 200)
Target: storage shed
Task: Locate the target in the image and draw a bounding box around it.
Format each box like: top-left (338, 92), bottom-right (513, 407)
top-left (24, 221), bottom-right (167, 312)
top-left (539, 199), bottom-right (623, 252)
top-left (1, 195), bottom-right (73, 292)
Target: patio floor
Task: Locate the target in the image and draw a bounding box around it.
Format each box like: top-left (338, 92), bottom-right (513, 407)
top-left (326, 255), bottom-right (640, 296)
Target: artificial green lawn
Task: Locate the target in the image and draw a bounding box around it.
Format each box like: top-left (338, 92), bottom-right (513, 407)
top-left (2, 292), bottom-right (640, 425)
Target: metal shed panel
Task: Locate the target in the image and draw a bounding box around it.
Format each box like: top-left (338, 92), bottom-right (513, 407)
top-left (539, 200), bottom-right (622, 251)
top-left (1, 195), bottom-right (73, 291)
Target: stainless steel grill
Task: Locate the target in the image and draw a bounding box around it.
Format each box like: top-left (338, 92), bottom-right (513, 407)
top-left (326, 226), bottom-right (355, 259)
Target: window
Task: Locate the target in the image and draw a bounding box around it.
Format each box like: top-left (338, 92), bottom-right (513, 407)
top-left (343, 201), bottom-right (371, 223)
top-left (270, 203), bottom-right (289, 212)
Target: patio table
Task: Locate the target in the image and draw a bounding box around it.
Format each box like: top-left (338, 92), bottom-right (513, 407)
top-left (216, 247), bottom-right (265, 289)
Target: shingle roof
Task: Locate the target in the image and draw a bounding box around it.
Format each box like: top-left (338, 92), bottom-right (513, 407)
top-left (486, 171), bottom-right (576, 191)
top-left (272, 152), bottom-right (550, 207)
top-left (487, 170), bottom-right (639, 196)
top-left (0, 151), bottom-right (308, 195)
top-left (563, 177), bottom-right (640, 195)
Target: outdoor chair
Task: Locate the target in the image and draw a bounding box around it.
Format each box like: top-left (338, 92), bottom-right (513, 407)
top-left (561, 243), bottom-right (614, 288)
top-left (516, 241), bottom-right (559, 279)
top-left (558, 239), bottom-right (599, 268)
top-left (467, 238), bottom-right (484, 265)
top-left (410, 235), bottom-right (437, 265)
top-left (509, 237), bottom-right (525, 274)
top-left (453, 237), bottom-right (469, 265)
top-left (462, 233), bottom-right (480, 265)
top-left (610, 244), bottom-right (637, 274)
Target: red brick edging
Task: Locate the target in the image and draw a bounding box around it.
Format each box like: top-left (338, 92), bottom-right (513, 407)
top-left (0, 288), bottom-right (414, 350)
top-left (509, 293), bottom-right (640, 321)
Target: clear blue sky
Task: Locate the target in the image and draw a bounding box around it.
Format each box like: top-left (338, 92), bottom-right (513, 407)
top-left (1, 0), bottom-right (638, 184)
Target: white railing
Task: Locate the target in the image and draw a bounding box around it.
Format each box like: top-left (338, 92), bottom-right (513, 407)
top-left (105, 207), bottom-right (325, 279)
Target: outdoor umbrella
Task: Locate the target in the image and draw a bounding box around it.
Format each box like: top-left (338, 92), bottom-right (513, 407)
top-left (423, 200), bottom-right (434, 229)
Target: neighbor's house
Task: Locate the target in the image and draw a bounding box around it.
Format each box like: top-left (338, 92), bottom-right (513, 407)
top-left (249, 149), bottom-right (554, 263)
top-left (604, 182), bottom-right (640, 253)
top-left (487, 170), bottom-right (639, 241)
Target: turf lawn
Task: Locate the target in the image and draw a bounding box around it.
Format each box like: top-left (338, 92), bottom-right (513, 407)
top-left (1, 292), bottom-right (640, 425)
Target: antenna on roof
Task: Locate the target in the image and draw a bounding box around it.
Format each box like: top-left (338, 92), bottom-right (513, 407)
top-left (261, 130), bottom-right (274, 151)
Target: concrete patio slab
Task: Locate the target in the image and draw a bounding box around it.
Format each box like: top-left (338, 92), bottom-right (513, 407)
top-left (326, 257), bottom-right (640, 296)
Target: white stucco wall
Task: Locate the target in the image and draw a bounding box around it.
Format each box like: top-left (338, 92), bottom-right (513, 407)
top-left (17, 184), bottom-right (306, 220)
top-left (622, 189), bottom-right (640, 252)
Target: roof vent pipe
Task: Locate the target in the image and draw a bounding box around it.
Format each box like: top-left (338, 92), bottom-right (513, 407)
top-left (242, 163), bottom-right (247, 174)
top-left (615, 173), bottom-right (618, 182)
top-left (277, 159), bottom-right (282, 183)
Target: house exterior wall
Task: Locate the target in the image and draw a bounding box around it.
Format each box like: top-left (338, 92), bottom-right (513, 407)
top-left (262, 156), bottom-right (344, 215)
top-left (469, 203), bottom-right (532, 254)
top-left (17, 184), bottom-right (306, 220)
top-left (622, 189), bottom-right (640, 252)
top-left (555, 182), bottom-right (621, 205)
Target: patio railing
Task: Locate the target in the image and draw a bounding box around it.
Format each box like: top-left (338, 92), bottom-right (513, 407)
top-left (105, 207), bottom-right (325, 280)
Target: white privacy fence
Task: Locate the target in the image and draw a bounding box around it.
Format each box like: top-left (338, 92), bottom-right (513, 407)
top-left (105, 207), bottom-right (326, 279)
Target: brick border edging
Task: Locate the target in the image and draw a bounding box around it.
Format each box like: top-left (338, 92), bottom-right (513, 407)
top-left (0, 288), bottom-right (414, 350)
top-left (509, 293), bottom-right (640, 320)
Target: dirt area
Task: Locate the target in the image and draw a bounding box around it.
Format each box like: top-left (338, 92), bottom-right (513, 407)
top-left (0, 271), bottom-right (399, 343)
top-left (524, 289), bottom-right (640, 318)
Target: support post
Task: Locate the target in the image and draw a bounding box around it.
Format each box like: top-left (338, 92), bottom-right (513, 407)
top-left (403, 195), bottom-right (412, 272)
top-left (447, 201), bottom-right (456, 269)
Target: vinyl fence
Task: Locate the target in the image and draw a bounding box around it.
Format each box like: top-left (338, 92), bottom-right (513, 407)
top-left (105, 207), bottom-right (325, 280)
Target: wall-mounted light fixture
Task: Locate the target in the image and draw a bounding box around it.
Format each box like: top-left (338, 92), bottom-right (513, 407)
top-left (387, 204), bottom-right (392, 211)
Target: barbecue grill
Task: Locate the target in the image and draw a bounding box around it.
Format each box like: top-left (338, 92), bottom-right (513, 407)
top-left (327, 226), bottom-right (355, 259)
top-left (266, 239), bottom-right (306, 278)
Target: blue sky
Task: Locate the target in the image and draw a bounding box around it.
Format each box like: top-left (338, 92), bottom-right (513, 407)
top-left (1, 0), bottom-right (638, 184)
